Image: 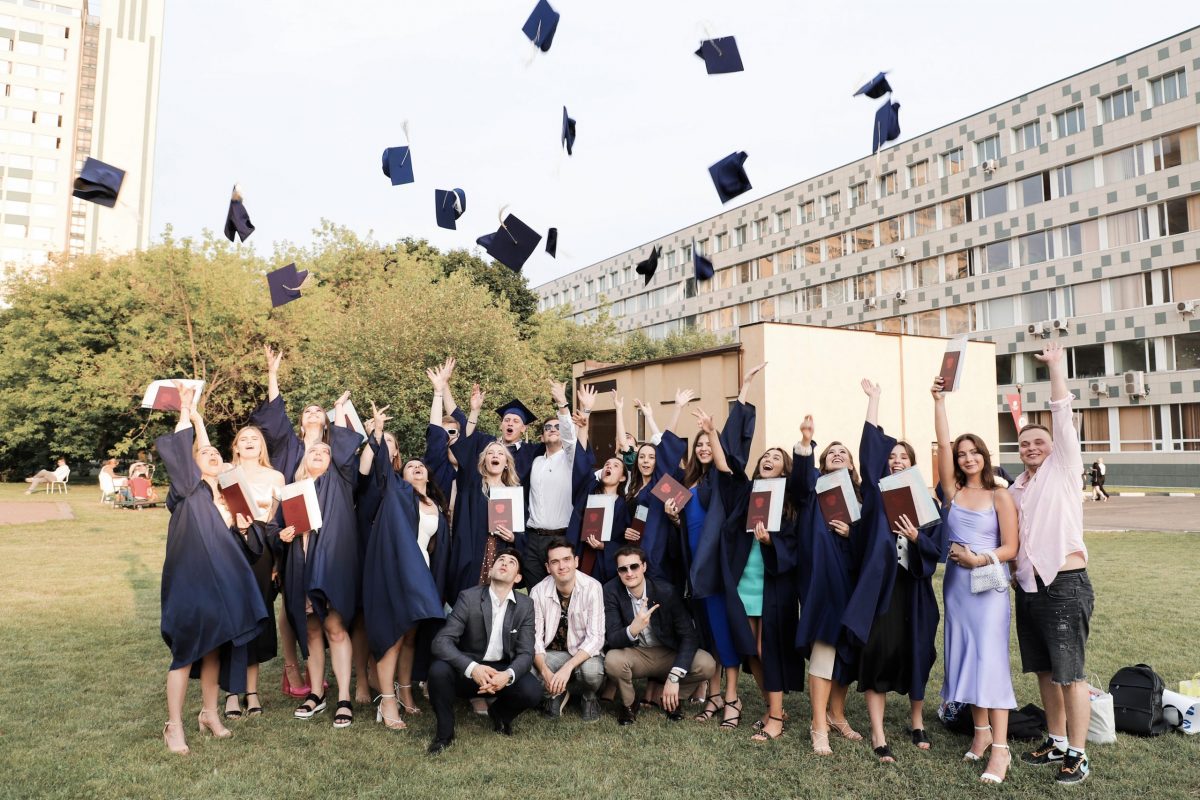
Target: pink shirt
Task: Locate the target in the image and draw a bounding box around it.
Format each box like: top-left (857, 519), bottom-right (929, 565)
top-left (1008, 395), bottom-right (1088, 592)
top-left (530, 570), bottom-right (605, 658)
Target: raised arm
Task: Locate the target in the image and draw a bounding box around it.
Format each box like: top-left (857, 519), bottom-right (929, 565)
top-left (1039, 341), bottom-right (1069, 403)
top-left (737, 361), bottom-right (767, 405)
top-left (613, 392), bottom-right (628, 452)
top-left (663, 388), bottom-right (695, 435)
top-left (465, 383), bottom-right (484, 438)
top-left (189, 406), bottom-right (211, 450)
top-left (862, 378), bottom-right (881, 427)
top-left (694, 408), bottom-right (731, 474)
top-left (427, 359), bottom-right (454, 426)
top-left (265, 345), bottom-right (283, 402)
top-left (932, 377), bottom-right (957, 501)
top-left (359, 402), bottom-right (391, 476)
top-left (333, 390), bottom-right (351, 428)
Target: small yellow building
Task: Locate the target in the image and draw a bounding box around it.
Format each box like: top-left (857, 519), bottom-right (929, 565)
top-left (573, 322), bottom-right (998, 488)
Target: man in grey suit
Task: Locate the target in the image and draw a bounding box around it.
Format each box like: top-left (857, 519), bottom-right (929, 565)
top-left (427, 547), bottom-right (543, 754)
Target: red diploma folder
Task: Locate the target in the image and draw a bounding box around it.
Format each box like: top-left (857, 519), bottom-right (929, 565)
top-left (746, 490), bottom-right (771, 531)
top-left (630, 504), bottom-right (649, 535)
top-left (217, 467), bottom-right (256, 521)
top-left (939, 335), bottom-right (967, 391)
top-left (280, 479), bottom-right (322, 533)
top-left (651, 474), bottom-right (692, 510)
top-left (814, 468), bottom-right (861, 528)
top-left (878, 467), bottom-right (940, 530)
top-left (488, 498), bottom-right (513, 533)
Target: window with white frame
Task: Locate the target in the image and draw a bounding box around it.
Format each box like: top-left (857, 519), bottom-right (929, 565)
top-left (1055, 105), bottom-right (1086, 138)
top-left (753, 217), bottom-right (769, 240)
top-left (715, 232), bottom-right (728, 252)
top-left (978, 184), bottom-right (1008, 218)
top-left (849, 181), bottom-right (867, 208)
top-left (1101, 88), bottom-right (1134, 122)
top-left (823, 192), bottom-right (841, 216)
top-left (1018, 230), bottom-right (1055, 266)
top-left (1150, 69), bottom-right (1187, 107)
top-left (878, 171), bottom-right (897, 198)
top-left (733, 225), bottom-right (746, 246)
top-left (664, 250), bottom-right (677, 269)
top-left (941, 147), bottom-right (964, 176)
top-left (774, 208), bottom-right (790, 232)
top-left (799, 200), bottom-right (816, 223)
top-left (1013, 120), bottom-right (1042, 152)
top-left (1017, 172), bottom-right (1050, 207)
top-left (1102, 144), bottom-right (1146, 183)
top-left (976, 135), bottom-right (1001, 163)
top-left (681, 242), bottom-right (692, 262)
top-left (1055, 159), bottom-right (1095, 197)
top-left (908, 160), bottom-right (929, 188)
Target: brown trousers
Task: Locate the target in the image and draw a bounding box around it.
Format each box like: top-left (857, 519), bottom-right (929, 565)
top-left (604, 645), bottom-right (716, 707)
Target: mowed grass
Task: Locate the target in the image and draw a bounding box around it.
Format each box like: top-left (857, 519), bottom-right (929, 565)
top-left (1, 483), bottom-right (1198, 800)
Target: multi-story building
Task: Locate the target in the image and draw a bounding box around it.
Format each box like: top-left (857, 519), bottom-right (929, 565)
top-left (0, 0), bottom-right (162, 269)
top-left (535, 26), bottom-right (1200, 487)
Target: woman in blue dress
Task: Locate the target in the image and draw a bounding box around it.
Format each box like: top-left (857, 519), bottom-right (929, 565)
top-left (158, 383), bottom-right (270, 754)
top-left (933, 376), bottom-right (1019, 784)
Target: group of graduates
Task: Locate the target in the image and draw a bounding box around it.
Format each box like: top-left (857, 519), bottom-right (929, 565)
top-left (157, 343), bottom-right (1095, 787)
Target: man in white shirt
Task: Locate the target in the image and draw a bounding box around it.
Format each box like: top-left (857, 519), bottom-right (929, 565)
top-left (530, 539), bottom-right (606, 722)
top-left (427, 549), bottom-right (540, 754)
top-left (25, 458), bottom-right (70, 493)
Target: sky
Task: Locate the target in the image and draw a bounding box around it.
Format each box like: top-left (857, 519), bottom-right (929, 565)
top-left (151, 1), bottom-right (1198, 288)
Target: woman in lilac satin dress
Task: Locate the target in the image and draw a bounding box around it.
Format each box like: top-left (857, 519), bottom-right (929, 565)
top-left (933, 376), bottom-right (1020, 785)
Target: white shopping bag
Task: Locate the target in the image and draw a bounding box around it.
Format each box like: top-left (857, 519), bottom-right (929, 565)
top-left (1163, 689), bottom-right (1200, 735)
top-left (1087, 683), bottom-right (1117, 744)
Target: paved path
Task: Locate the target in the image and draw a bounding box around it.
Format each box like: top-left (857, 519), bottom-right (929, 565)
top-left (1083, 495), bottom-right (1200, 533)
top-left (0, 500), bottom-right (76, 525)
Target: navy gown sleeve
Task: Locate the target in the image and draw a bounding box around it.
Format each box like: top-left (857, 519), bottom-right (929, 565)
top-left (248, 394), bottom-right (304, 479)
top-left (842, 422), bottom-right (900, 648)
top-left (658, 430), bottom-right (687, 479)
top-left (719, 401), bottom-right (756, 476)
top-left (424, 423), bottom-right (456, 502)
top-left (160, 426), bottom-right (202, 497)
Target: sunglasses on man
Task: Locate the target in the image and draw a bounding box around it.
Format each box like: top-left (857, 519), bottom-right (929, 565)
top-left (616, 563), bottom-right (643, 575)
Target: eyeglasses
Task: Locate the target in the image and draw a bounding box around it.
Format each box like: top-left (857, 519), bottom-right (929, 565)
top-left (543, 423), bottom-right (560, 431)
top-left (616, 563), bottom-right (643, 574)
top-left (445, 430), bottom-right (459, 437)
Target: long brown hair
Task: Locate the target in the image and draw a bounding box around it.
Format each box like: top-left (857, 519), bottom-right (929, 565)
top-left (682, 431), bottom-right (713, 489)
top-left (951, 433), bottom-right (997, 490)
top-left (625, 443), bottom-right (656, 506)
top-left (752, 447), bottom-right (796, 520)
top-left (819, 440), bottom-right (862, 502)
top-left (595, 457), bottom-right (628, 496)
top-left (402, 458), bottom-right (450, 515)
top-left (893, 440), bottom-right (917, 467)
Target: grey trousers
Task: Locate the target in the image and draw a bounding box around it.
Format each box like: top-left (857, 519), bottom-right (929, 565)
top-left (534, 649), bottom-right (606, 700)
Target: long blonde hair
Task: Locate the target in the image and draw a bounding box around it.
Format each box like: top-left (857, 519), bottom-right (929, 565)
top-left (230, 425), bottom-right (272, 469)
top-left (294, 442), bottom-right (332, 482)
top-left (477, 442), bottom-right (520, 495)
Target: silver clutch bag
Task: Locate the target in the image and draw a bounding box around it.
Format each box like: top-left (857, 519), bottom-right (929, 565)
top-left (970, 551), bottom-right (1010, 593)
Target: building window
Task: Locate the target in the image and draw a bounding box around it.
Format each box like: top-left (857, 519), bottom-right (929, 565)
top-left (1055, 104), bottom-right (1086, 138)
top-left (597, 274), bottom-right (607, 292)
top-left (908, 160), bottom-right (929, 188)
top-left (683, 277), bottom-right (697, 299)
top-left (878, 171), bottom-right (897, 198)
top-left (979, 184), bottom-right (1008, 218)
top-left (1102, 144), bottom-right (1146, 183)
top-left (879, 217), bottom-right (903, 246)
top-left (801, 286), bottom-right (824, 311)
top-left (848, 274), bottom-right (875, 301)
top-left (1068, 344), bottom-right (1107, 380)
top-left (1109, 273), bottom-right (1145, 310)
top-left (911, 310), bottom-right (941, 336)
top-left (737, 261), bottom-right (756, 284)
top-left (824, 233), bottom-right (844, 260)
top-left (1152, 128), bottom-right (1199, 171)
top-left (1101, 87), bottom-right (1134, 122)
top-left (1172, 332), bottom-right (1200, 370)
top-left (1114, 338), bottom-right (1155, 373)
top-left (1168, 403), bottom-right (1200, 451)
top-left (801, 241), bottom-right (821, 266)
top-left (942, 196), bottom-right (971, 227)
top-left (976, 134), bottom-right (1001, 163)
top-left (1018, 230), bottom-right (1055, 266)
top-left (849, 182), bottom-right (867, 208)
top-left (733, 225), bottom-right (747, 246)
top-left (799, 200), bottom-right (816, 223)
top-left (941, 147), bottom-right (964, 176)
top-left (749, 218), bottom-right (765, 240)
top-left (774, 208), bottom-right (790, 232)
top-left (913, 258), bottom-right (940, 287)
top-left (825, 280), bottom-right (847, 306)
top-left (1014, 120), bottom-right (1042, 152)
top-left (664, 250), bottom-right (677, 269)
top-left (695, 239), bottom-right (707, 257)
top-left (1106, 208), bottom-right (1149, 247)
top-left (1061, 220), bottom-right (1100, 256)
top-left (681, 243), bottom-right (692, 262)
top-left (1150, 69), bottom-right (1187, 106)
top-left (1018, 172), bottom-right (1051, 207)
top-left (987, 296), bottom-right (1015, 328)
top-left (823, 192), bottom-right (841, 216)
top-left (715, 232), bottom-right (728, 252)
top-left (984, 239), bottom-right (1012, 272)
top-left (1157, 197), bottom-right (1194, 237)
top-left (1055, 159), bottom-right (1095, 197)
top-left (910, 205), bottom-right (936, 236)
top-left (852, 225), bottom-right (874, 253)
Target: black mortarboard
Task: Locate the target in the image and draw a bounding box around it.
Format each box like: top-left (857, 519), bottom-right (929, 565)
top-left (854, 72), bottom-right (892, 99)
top-left (561, 106), bottom-right (576, 155)
top-left (522, 0), bottom-right (559, 52)
top-left (381, 146), bottom-right (414, 186)
top-left (872, 100), bottom-right (901, 153)
top-left (224, 186), bottom-right (254, 242)
top-left (72, 157), bottom-right (124, 208)
top-left (434, 188), bottom-right (467, 230)
top-left (546, 227), bottom-right (558, 258)
top-left (635, 246), bottom-right (661, 285)
top-left (478, 213), bottom-right (542, 272)
top-left (266, 262), bottom-right (309, 308)
top-left (694, 36), bottom-right (743, 75)
top-left (496, 399), bottom-right (537, 425)
top-left (693, 237), bottom-right (714, 281)
top-left (708, 151), bottom-right (752, 203)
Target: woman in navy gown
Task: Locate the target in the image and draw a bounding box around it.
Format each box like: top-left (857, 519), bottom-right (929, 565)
top-left (567, 447), bottom-right (628, 584)
top-left (277, 393), bottom-right (362, 728)
top-left (843, 379), bottom-right (945, 763)
top-left (793, 413), bottom-right (864, 755)
top-left (158, 383), bottom-right (270, 755)
top-left (358, 402), bottom-right (448, 730)
top-left (933, 376), bottom-right (1019, 784)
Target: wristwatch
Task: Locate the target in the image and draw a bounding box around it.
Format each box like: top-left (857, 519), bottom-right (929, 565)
top-left (667, 674), bottom-right (681, 684)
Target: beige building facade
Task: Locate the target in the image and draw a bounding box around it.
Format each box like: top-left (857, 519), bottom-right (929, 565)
top-left (573, 322), bottom-right (998, 491)
top-left (542, 28), bottom-right (1200, 487)
top-left (0, 0), bottom-right (162, 269)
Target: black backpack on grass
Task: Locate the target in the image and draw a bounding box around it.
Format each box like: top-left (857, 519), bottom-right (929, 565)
top-left (1108, 664), bottom-right (1170, 736)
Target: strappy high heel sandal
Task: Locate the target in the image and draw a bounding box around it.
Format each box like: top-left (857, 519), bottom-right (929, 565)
top-left (243, 692), bottom-right (262, 717)
top-left (719, 698), bottom-right (742, 730)
top-left (751, 715), bottom-right (785, 742)
top-left (162, 720), bottom-right (190, 755)
top-left (811, 728), bottom-right (832, 755)
top-left (197, 709), bottom-right (232, 739)
top-left (396, 684), bottom-right (422, 715)
top-left (692, 694), bottom-right (724, 722)
top-left (375, 694), bottom-right (407, 731)
top-left (753, 711), bottom-right (789, 731)
top-left (828, 717), bottom-right (863, 741)
top-left (222, 693), bottom-right (242, 720)
top-left (333, 699), bottom-right (354, 729)
top-left (964, 724), bottom-right (993, 762)
top-left (980, 743), bottom-right (1010, 784)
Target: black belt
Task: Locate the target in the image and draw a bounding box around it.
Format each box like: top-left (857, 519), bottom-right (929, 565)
top-left (530, 527), bottom-right (567, 536)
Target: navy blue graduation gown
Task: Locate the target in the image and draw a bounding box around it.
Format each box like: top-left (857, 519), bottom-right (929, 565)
top-left (719, 466), bottom-right (804, 693)
top-left (842, 422), bottom-right (943, 700)
top-left (424, 423), bottom-right (456, 503)
top-left (793, 444), bottom-right (859, 684)
top-left (565, 444), bottom-right (631, 584)
top-left (276, 424), bottom-right (361, 656)
top-left (360, 436), bottom-right (447, 663)
top-left (627, 432), bottom-right (687, 587)
top-left (449, 408), bottom-right (543, 490)
top-left (158, 427), bottom-right (268, 692)
top-left (249, 394), bottom-right (307, 480)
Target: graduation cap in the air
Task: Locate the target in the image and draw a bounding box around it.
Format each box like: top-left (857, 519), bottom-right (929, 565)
top-left (225, 185), bottom-right (255, 242)
top-left (694, 36), bottom-right (743, 74)
top-left (381, 146), bottom-right (414, 186)
top-left (635, 246), bottom-right (662, 285)
top-left (854, 72), bottom-right (892, 99)
top-left (692, 238), bottom-right (714, 281)
top-left (266, 262), bottom-right (309, 308)
top-left (546, 227), bottom-right (558, 258)
top-left (708, 151), bottom-right (752, 204)
top-left (561, 107), bottom-right (576, 155)
top-left (72, 157), bottom-right (124, 208)
top-left (522, 0), bottom-right (559, 52)
top-left (872, 100), bottom-right (901, 153)
top-left (496, 399), bottom-right (537, 425)
top-left (435, 188), bottom-right (467, 230)
top-left (476, 213), bottom-right (542, 272)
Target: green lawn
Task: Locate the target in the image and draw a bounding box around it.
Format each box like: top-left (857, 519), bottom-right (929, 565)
top-left (1, 483), bottom-right (1198, 800)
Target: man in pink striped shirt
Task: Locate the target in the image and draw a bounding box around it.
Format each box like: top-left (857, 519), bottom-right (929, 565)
top-left (1008, 342), bottom-right (1094, 786)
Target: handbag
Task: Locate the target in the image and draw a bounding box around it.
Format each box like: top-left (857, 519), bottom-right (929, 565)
top-left (1087, 682), bottom-right (1117, 744)
top-left (970, 551), bottom-right (1010, 593)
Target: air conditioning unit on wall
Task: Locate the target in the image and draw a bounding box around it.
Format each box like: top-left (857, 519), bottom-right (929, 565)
top-left (1123, 370), bottom-right (1148, 398)
top-left (1027, 321), bottom-right (1049, 338)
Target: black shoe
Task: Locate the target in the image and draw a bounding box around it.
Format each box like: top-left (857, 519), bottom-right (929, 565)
top-left (1056, 752), bottom-right (1090, 785)
top-left (487, 704), bottom-right (512, 736)
top-left (618, 703), bottom-right (638, 726)
top-left (427, 737), bottom-right (454, 755)
top-left (1021, 737), bottom-right (1065, 766)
